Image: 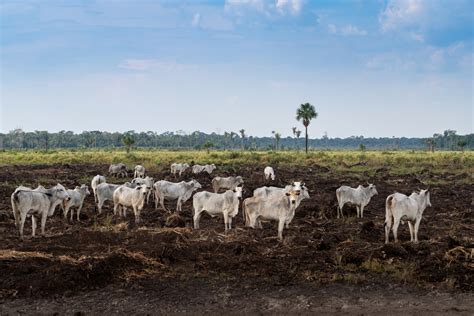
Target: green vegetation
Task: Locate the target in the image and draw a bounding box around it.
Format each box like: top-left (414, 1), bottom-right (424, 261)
top-left (1, 150), bottom-right (472, 179)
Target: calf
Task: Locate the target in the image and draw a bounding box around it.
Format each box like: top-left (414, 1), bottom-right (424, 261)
top-left (95, 183), bottom-right (121, 214)
top-left (211, 176), bottom-right (244, 193)
top-left (192, 164), bottom-right (205, 174)
top-left (243, 189), bottom-right (300, 241)
top-left (385, 189), bottom-right (431, 243)
top-left (134, 165), bottom-right (146, 178)
top-left (11, 184), bottom-right (70, 240)
top-left (154, 179), bottom-right (202, 212)
top-left (264, 166), bottom-right (275, 181)
top-left (113, 185), bottom-right (150, 223)
top-left (63, 185), bottom-right (91, 221)
top-left (193, 187), bottom-right (243, 231)
top-left (171, 163), bottom-right (190, 177)
top-left (91, 175), bottom-right (106, 203)
top-left (336, 184), bottom-right (378, 218)
top-left (109, 163), bottom-right (128, 178)
top-left (132, 176), bottom-right (154, 204)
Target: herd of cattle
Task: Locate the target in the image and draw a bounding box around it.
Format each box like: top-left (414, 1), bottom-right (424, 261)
top-left (10, 163), bottom-right (431, 244)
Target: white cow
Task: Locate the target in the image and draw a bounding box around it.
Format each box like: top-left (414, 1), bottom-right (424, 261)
top-left (170, 163), bottom-right (190, 177)
top-left (336, 184), bottom-right (378, 218)
top-left (192, 164), bottom-right (205, 174)
top-left (243, 189), bottom-right (300, 241)
top-left (113, 185), bottom-right (150, 223)
top-left (11, 184), bottom-right (70, 240)
top-left (211, 176), bottom-right (244, 193)
top-left (109, 163), bottom-right (128, 178)
top-left (252, 183), bottom-right (309, 228)
top-left (131, 176), bottom-right (154, 204)
top-left (134, 165), bottom-right (146, 178)
top-left (91, 175), bottom-right (106, 203)
top-left (193, 187), bottom-right (243, 231)
top-left (384, 189), bottom-right (432, 244)
top-left (95, 183), bottom-right (121, 214)
top-left (264, 166), bottom-right (275, 181)
top-left (63, 185), bottom-right (91, 221)
top-left (203, 164), bottom-right (216, 175)
top-left (154, 179), bottom-right (202, 212)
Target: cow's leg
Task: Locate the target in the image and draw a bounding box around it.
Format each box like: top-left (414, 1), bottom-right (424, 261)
top-left (98, 197), bottom-right (104, 214)
top-left (70, 206), bottom-right (75, 221)
top-left (228, 216), bottom-right (233, 230)
top-left (133, 206), bottom-right (140, 223)
top-left (19, 211), bottom-right (27, 240)
top-left (93, 189), bottom-right (97, 203)
top-left (113, 203), bottom-right (119, 216)
top-left (414, 217), bottom-right (421, 243)
top-left (223, 211), bottom-right (229, 232)
top-left (193, 209), bottom-right (202, 229)
top-left (176, 197), bottom-right (182, 212)
top-left (77, 203), bottom-right (83, 221)
top-left (360, 205), bottom-right (365, 218)
top-left (257, 218), bottom-right (263, 229)
top-left (40, 211), bottom-right (47, 236)
top-left (31, 215), bottom-right (37, 237)
top-left (392, 217), bottom-right (400, 243)
top-left (277, 218), bottom-right (285, 241)
top-left (356, 206), bottom-right (360, 218)
top-left (408, 221), bottom-right (414, 242)
top-left (160, 197), bottom-right (169, 213)
top-left (384, 215), bottom-right (392, 244)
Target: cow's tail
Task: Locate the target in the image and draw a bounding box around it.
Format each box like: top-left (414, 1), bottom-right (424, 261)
top-left (384, 195), bottom-right (394, 227)
top-left (11, 191), bottom-right (21, 228)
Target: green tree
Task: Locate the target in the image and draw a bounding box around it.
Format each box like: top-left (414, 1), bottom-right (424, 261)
top-left (296, 102), bottom-right (318, 153)
top-left (457, 139), bottom-right (467, 152)
top-left (275, 132), bottom-right (281, 151)
top-left (203, 140), bottom-right (214, 154)
top-left (239, 129), bottom-right (245, 151)
top-left (122, 134), bottom-right (135, 153)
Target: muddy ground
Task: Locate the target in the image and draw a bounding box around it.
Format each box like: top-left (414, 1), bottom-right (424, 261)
top-left (0, 163), bottom-right (472, 314)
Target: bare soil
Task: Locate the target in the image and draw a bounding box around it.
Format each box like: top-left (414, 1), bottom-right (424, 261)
top-left (0, 163), bottom-right (472, 314)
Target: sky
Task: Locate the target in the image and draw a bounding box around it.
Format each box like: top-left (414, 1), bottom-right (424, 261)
top-left (0, 0), bottom-right (472, 138)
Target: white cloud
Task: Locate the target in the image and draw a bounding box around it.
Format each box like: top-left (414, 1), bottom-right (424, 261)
top-left (340, 24), bottom-right (367, 36)
top-left (118, 59), bottom-right (195, 72)
top-left (276, 0), bottom-right (302, 15)
top-left (409, 32), bottom-right (424, 42)
top-left (379, 0), bottom-right (424, 32)
top-left (192, 13), bottom-right (201, 27)
top-left (327, 24), bottom-right (367, 36)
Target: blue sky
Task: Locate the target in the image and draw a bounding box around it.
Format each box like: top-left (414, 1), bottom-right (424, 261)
top-left (1, 0), bottom-right (472, 137)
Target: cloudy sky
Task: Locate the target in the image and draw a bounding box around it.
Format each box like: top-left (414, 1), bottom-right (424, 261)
top-left (1, 0), bottom-right (472, 137)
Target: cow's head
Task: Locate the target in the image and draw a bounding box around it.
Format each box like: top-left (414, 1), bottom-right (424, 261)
top-left (81, 184), bottom-right (91, 195)
top-left (368, 183), bottom-right (378, 196)
top-left (285, 190), bottom-right (300, 205)
top-left (192, 179), bottom-right (202, 190)
top-left (234, 186), bottom-right (243, 199)
top-left (420, 189), bottom-right (431, 207)
top-left (292, 181), bottom-right (302, 192)
top-left (55, 183), bottom-right (70, 201)
top-left (236, 176), bottom-right (244, 184)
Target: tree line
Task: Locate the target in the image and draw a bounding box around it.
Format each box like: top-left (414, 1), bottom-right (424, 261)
top-left (1, 128), bottom-right (471, 151)
top-left (0, 103), bottom-right (471, 152)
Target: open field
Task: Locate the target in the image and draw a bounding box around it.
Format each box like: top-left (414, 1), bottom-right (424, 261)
top-left (0, 150), bottom-right (473, 314)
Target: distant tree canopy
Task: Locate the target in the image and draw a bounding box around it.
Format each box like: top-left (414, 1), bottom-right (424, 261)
top-left (0, 129), bottom-right (472, 151)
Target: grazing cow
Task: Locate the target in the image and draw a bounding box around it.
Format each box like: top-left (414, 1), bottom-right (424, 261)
top-left (192, 164), bottom-right (205, 174)
top-left (63, 185), bottom-right (91, 221)
top-left (211, 176), bottom-right (244, 193)
top-left (252, 183), bottom-right (309, 228)
top-left (203, 164), bottom-right (216, 175)
top-left (154, 179), bottom-right (202, 212)
top-left (264, 166), bottom-right (275, 181)
top-left (134, 165), bottom-right (146, 178)
top-left (11, 184), bottom-right (70, 240)
top-left (336, 184), bottom-right (378, 219)
top-left (193, 187), bottom-right (243, 231)
top-left (109, 163), bottom-right (128, 178)
top-left (243, 190), bottom-right (301, 241)
top-left (170, 163), bottom-right (190, 177)
top-left (384, 189), bottom-right (432, 244)
top-left (95, 183), bottom-right (121, 214)
top-left (132, 176), bottom-right (154, 204)
top-left (113, 185), bottom-right (150, 223)
top-left (91, 175), bottom-right (106, 203)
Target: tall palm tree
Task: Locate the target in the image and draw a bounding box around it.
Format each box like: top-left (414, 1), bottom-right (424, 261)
top-left (239, 129), bottom-right (245, 151)
top-left (275, 132), bottom-right (281, 151)
top-left (122, 134), bottom-right (135, 153)
top-left (296, 103), bottom-right (318, 153)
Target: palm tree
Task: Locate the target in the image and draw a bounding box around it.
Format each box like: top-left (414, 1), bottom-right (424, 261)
top-left (239, 129), bottom-right (245, 151)
top-left (457, 139), bottom-right (467, 152)
top-left (275, 132), bottom-right (281, 151)
top-left (203, 141), bottom-right (214, 154)
top-left (296, 102), bottom-right (318, 153)
top-left (122, 134), bottom-right (135, 153)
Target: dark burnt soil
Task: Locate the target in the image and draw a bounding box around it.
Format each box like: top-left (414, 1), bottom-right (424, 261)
top-left (0, 163), bottom-right (472, 313)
